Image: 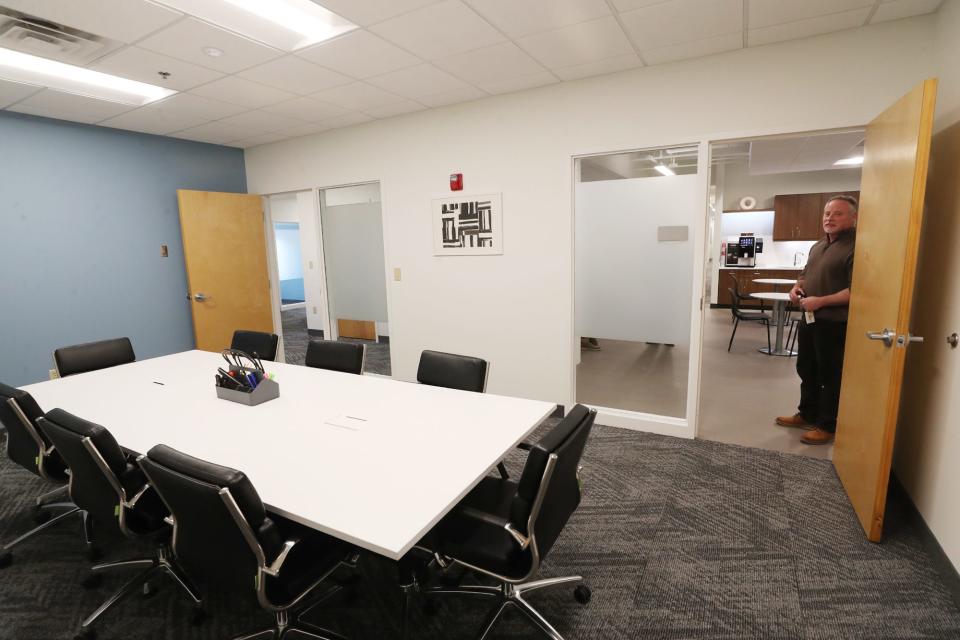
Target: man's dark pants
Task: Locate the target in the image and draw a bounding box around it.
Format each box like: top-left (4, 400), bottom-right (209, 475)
top-left (796, 320), bottom-right (848, 433)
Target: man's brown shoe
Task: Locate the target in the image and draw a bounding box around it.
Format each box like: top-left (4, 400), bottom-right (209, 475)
top-left (775, 413), bottom-right (814, 430)
top-left (801, 428), bottom-right (835, 445)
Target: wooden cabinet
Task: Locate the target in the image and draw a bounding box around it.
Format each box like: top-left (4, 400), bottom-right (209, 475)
top-left (717, 269), bottom-right (802, 307)
top-left (773, 191), bottom-right (860, 240)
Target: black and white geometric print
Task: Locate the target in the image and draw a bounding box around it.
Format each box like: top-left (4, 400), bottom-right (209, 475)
top-left (433, 193), bottom-right (502, 255)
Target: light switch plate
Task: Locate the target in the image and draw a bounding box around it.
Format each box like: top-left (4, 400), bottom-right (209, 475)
top-left (393, 268), bottom-right (401, 282)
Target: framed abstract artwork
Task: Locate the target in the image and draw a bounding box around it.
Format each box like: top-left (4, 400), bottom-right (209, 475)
top-left (432, 193), bottom-right (503, 255)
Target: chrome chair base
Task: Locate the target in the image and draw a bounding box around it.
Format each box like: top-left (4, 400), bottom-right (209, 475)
top-left (231, 610), bottom-right (347, 640)
top-left (427, 575), bottom-right (584, 640)
top-left (78, 546), bottom-right (201, 634)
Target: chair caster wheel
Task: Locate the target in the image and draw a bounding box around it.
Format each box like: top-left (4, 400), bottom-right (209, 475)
top-left (81, 572), bottom-right (103, 589)
top-left (86, 546), bottom-right (102, 562)
top-left (0, 551), bottom-right (11, 569)
top-left (190, 606), bottom-right (206, 626)
top-left (74, 627), bottom-right (96, 640)
top-left (574, 584), bottom-right (591, 604)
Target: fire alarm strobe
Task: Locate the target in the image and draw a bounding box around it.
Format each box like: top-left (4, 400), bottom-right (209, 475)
top-left (450, 173), bottom-right (463, 191)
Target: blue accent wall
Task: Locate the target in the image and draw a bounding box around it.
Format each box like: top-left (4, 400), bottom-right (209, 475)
top-left (280, 278), bottom-right (305, 302)
top-left (0, 112), bottom-right (248, 386)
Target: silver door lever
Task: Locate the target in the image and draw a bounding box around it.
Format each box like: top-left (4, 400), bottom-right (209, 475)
top-left (866, 329), bottom-right (896, 347)
top-left (193, 293), bottom-right (211, 302)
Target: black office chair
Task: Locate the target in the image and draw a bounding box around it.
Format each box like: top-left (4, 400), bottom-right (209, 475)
top-left (728, 273), bottom-right (767, 314)
top-left (38, 409), bottom-right (201, 640)
top-left (54, 337), bottom-right (136, 377)
top-left (0, 383), bottom-right (85, 568)
top-left (231, 330), bottom-right (280, 362)
top-left (727, 288), bottom-right (772, 353)
top-left (139, 444), bottom-right (356, 640)
top-left (417, 350), bottom-right (507, 477)
top-left (423, 404), bottom-right (596, 640)
top-left (305, 339), bottom-right (365, 374)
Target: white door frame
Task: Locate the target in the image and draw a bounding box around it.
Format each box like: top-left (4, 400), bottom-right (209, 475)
top-left (570, 141), bottom-right (709, 439)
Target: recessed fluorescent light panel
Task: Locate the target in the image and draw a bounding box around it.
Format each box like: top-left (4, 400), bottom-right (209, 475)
top-left (834, 156), bottom-right (864, 166)
top-left (0, 47), bottom-right (176, 105)
top-left (158, 0), bottom-right (357, 51)
top-left (654, 164), bottom-right (676, 176)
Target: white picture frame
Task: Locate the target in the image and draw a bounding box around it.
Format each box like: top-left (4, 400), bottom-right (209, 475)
top-left (432, 193), bottom-right (503, 255)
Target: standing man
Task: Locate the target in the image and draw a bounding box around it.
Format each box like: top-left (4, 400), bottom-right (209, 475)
top-left (776, 195), bottom-right (858, 445)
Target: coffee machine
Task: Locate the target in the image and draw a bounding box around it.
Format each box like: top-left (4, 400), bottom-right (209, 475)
top-left (724, 233), bottom-right (762, 267)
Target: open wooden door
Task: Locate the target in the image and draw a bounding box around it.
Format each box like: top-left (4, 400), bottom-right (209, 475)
top-left (178, 190), bottom-right (274, 352)
top-left (834, 79), bottom-right (937, 542)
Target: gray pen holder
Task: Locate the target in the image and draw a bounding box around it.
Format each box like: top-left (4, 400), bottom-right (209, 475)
top-left (216, 376), bottom-right (279, 406)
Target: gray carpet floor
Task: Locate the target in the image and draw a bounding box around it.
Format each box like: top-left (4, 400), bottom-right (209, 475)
top-left (281, 307), bottom-right (391, 376)
top-left (2, 422), bottom-right (959, 639)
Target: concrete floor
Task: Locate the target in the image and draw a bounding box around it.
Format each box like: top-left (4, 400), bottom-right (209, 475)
top-left (575, 309), bottom-right (832, 460)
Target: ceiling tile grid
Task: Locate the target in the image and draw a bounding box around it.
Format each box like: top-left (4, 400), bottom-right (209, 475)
top-left (0, 0), bottom-right (945, 147)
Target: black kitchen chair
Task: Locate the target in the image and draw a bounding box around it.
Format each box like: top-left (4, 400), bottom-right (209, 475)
top-left (139, 444), bottom-right (356, 640)
top-left (423, 404), bottom-right (597, 640)
top-left (728, 288), bottom-right (772, 353)
top-left (305, 339), bottom-right (365, 374)
top-left (728, 272), bottom-right (767, 314)
top-left (231, 330), bottom-right (280, 362)
top-left (54, 337), bottom-right (135, 377)
top-left (0, 383), bottom-right (84, 568)
top-left (38, 410), bottom-right (201, 640)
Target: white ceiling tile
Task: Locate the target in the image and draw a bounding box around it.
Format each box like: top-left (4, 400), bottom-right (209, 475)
top-left (517, 16), bottom-right (635, 69)
top-left (369, 0), bottom-right (506, 60)
top-left (749, 7), bottom-right (872, 46)
top-left (189, 76), bottom-right (296, 109)
top-left (261, 97), bottom-right (348, 122)
top-left (98, 92), bottom-right (246, 133)
top-left (642, 32), bottom-right (743, 66)
top-left (748, 0), bottom-right (875, 28)
top-left (0, 78), bottom-right (42, 108)
top-left (478, 71), bottom-right (558, 95)
top-left (612, 0), bottom-right (672, 10)
top-left (434, 42), bottom-right (546, 85)
top-left (236, 56), bottom-right (352, 95)
top-left (278, 122), bottom-right (332, 137)
top-left (0, 0), bottom-right (183, 44)
top-left (463, 0), bottom-right (611, 38)
top-left (365, 100), bottom-right (426, 118)
top-left (620, 0), bottom-right (742, 50)
top-left (296, 30), bottom-right (422, 79)
top-left (140, 92), bottom-right (246, 121)
top-left (871, 0), bottom-right (944, 23)
top-left (233, 131), bottom-right (292, 148)
top-left (309, 0), bottom-right (442, 27)
top-left (171, 121), bottom-right (249, 145)
top-left (7, 89), bottom-right (134, 123)
top-left (138, 18), bottom-right (284, 74)
top-left (217, 110), bottom-right (306, 134)
top-left (89, 47), bottom-right (224, 92)
top-left (418, 86), bottom-right (488, 107)
top-left (552, 53), bottom-right (642, 81)
top-left (311, 82), bottom-right (407, 110)
top-left (366, 64), bottom-right (472, 99)
top-left (320, 112), bottom-right (375, 129)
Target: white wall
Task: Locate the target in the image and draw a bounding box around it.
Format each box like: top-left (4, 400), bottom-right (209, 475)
top-left (321, 201), bottom-right (390, 334)
top-left (274, 224), bottom-right (304, 281)
top-left (894, 1), bottom-right (960, 576)
top-left (267, 191), bottom-right (327, 331)
top-left (722, 164), bottom-right (862, 210)
top-left (576, 174), bottom-right (696, 345)
top-left (245, 16), bottom-right (936, 405)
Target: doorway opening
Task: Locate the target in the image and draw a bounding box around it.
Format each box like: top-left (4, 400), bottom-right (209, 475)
top-left (697, 128), bottom-right (864, 459)
top-left (573, 143), bottom-right (703, 434)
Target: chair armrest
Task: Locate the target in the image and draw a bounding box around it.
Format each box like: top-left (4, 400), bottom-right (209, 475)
top-left (458, 507), bottom-right (531, 550)
top-left (262, 539), bottom-right (297, 578)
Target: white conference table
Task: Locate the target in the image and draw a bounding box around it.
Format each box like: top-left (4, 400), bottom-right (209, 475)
top-left (21, 350), bottom-right (555, 561)
top-left (750, 292), bottom-right (797, 356)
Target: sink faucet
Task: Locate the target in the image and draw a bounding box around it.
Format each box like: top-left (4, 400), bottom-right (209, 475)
top-left (793, 251), bottom-right (806, 266)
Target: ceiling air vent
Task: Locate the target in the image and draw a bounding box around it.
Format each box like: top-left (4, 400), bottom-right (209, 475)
top-left (0, 8), bottom-right (122, 66)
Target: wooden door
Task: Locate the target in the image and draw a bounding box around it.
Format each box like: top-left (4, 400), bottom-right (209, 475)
top-left (797, 193), bottom-right (826, 240)
top-left (833, 79), bottom-right (937, 542)
top-left (773, 194), bottom-right (798, 240)
top-left (177, 190), bottom-right (274, 352)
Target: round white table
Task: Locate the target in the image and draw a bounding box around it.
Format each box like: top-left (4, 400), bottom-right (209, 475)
top-left (750, 292), bottom-right (796, 356)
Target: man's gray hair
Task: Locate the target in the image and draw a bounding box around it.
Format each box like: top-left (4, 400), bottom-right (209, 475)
top-left (825, 194), bottom-right (859, 213)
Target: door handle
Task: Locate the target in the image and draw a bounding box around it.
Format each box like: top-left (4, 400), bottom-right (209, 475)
top-left (866, 328), bottom-right (896, 347)
top-left (896, 334), bottom-right (923, 348)
top-left (193, 293), bottom-right (211, 302)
